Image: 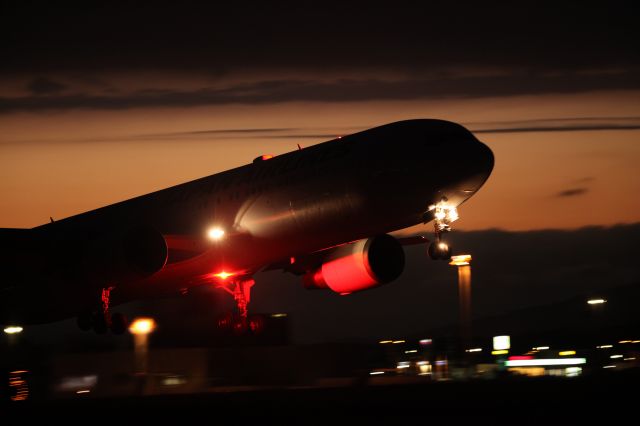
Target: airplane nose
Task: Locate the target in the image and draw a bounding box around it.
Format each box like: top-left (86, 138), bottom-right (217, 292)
top-left (478, 141), bottom-right (494, 180)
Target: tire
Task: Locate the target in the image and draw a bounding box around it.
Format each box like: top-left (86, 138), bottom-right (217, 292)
top-left (110, 312), bottom-right (128, 335)
top-left (248, 315), bottom-right (266, 335)
top-left (93, 312), bottom-right (108, 334)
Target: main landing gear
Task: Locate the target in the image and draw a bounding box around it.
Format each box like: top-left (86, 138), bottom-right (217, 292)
top-left (76, 287), bottom-right (128, 334)
top-left (217, 278), bottom-right (265, 335)
top-left (426, 198), bottom-right (458, 261)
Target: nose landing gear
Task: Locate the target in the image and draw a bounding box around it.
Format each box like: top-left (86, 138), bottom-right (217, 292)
top-left (426, 199), bottom-right (458, 261)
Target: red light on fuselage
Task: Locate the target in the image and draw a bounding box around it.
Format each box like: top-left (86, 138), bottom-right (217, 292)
top-left (212, 271), bottom-right (234, 280)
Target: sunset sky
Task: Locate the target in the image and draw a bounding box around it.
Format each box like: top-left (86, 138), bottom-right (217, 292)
top-left (2, 2), bottom-right (639, 232)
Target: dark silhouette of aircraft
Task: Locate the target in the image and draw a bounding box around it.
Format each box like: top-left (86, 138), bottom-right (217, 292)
top-left (0, 119), bottom-right (493, 334)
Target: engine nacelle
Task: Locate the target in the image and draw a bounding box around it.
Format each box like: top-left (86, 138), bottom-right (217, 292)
top-left (84, 226), bottom-right (168, 282)
top-left (303, 234), bottom-right (405, 294)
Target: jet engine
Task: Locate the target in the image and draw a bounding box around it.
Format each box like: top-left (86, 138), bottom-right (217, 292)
top-left (303, 234), bottom-right (405, 294)
top-left (84, 226), bottom-right (168, 282)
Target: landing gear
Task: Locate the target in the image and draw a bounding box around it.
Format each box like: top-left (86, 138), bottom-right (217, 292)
top-left (428, 238), bottom-right (452, 260)
top-left (217, 278), bottom-right (264, 335)
top-left (76, 286), bottom-right (129, 334)
top-left (426, 198), bottom-right (458, 261)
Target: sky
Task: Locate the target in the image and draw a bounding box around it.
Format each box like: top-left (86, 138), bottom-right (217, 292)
top-left (1, 2), bottom-right (639, 232)
top-left (2, 2), bottom-right (640, 346)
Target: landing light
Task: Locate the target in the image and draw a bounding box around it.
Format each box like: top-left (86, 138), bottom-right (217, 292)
top-left (587, 298), bottom-right (606, 305)
top-left (207, 227), bottom-right (225, 241)
top-left (4, 326), bottom-right (23, 334)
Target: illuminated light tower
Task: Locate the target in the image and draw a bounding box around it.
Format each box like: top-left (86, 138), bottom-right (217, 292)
top-left (450, 255), bottom-right (472, 352)
top-left (129, 318), bottom-right (156, 376)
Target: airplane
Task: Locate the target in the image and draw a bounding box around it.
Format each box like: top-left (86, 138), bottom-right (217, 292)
top-left (0, 119), bottom-right (494, 335)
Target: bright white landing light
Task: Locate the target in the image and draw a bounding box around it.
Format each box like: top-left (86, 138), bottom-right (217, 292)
top-left (207, 227), bottom-right (225, 241)
top-left (4, 326), bottom-right (23, 334)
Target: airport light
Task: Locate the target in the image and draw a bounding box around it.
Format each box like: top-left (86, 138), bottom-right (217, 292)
top-left (450, 254), bottom-right (473, 353)
top-left (493, 335), bottom-right (511, 351)
top-left (392, 340), bottom-right (406, 344)
top-left (505, 358), bottom-right (586, 367)
top-left (587, 298), bottom-right (606, 305)
top-left (559, 350), bottom-right (576, 356)
top-left (465, 348), bottom-right (482, 353)
top-left (129, 318), bottom-right (156, 335)
top-left (130, 317), bottom-right (156, 376)
top-left (379, 340), bottom-right (393, 344)
top-left (3, 326), bottom-right (23, 334)
top-left (610, 355), bottom-right (623, 359)
top-left (207, 227), bottom-right (225, 241)
top-left (533, 346), bottom-right (550, 350)
top-left (449, 254), bottom-right (471, 266)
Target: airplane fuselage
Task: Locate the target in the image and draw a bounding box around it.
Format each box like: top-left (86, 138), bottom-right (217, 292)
top-left (1, 119), bottom-right (494, 324)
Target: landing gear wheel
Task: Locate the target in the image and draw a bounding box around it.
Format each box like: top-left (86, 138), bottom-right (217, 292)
top-left (217, 312), bottom-right (234, 330)
top-left (248, 315), bottom-right (266, 335)
top-left (110, 312), bottom-right (128, 335)
top-left (428, 241), bottom-right (452, 260)
top-left (232, 317), bottom-right (248, 336)
top-left (93, 312), bottom-right (109, 334)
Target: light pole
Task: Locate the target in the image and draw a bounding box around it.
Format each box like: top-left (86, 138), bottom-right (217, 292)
top-left (450, 255), bottom-right (472, 352)
top-left (129, 318), bottom-right (156, 375)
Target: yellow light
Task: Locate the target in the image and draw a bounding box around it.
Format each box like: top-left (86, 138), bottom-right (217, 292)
top-left (379, 340), bottom-right (393, 344)
top-left (207, 227), bottom-right (225, 241)
top-left (392, 340), bottom-right (406, 344)
top-left (492, 350), bottom-right (509, 355)
top-left (619, 340), bottom-right (632, 344)
top-left (405, 349), bottom-right (418, 354)
top-left (271, 313), bottom-right (287, 318)
top-left (129, 318), bottom-right (156, 335)
top-left (76, 390), bottom-right (91, 394)
top-left (587, 298), bottom-right (606, 305)
top-left (213, 271), bottom-right (234, 280)
top-left (449, 254), bottom-right (472, 266)
top-left (3, 326), bottom-right (23, 334)
top-left (559, 351), bottom-right (576, 356)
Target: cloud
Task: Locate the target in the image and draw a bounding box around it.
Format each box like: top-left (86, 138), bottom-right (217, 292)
top-left (26, 77), bottom-right (67, 95)
top-left (2, 70), bottom-right (640, 114)
top-left (556, 188), bottom-right (589, 197)
top-left (470, 116), bottom-right (640, 134)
